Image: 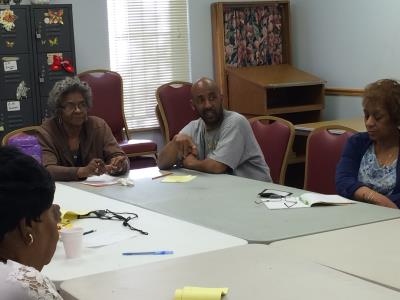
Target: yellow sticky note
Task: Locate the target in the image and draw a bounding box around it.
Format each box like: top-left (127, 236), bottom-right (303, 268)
top-left (174, 286), bottom-right (228, 300)
top-left (162, 175), bottom-right (196, 183)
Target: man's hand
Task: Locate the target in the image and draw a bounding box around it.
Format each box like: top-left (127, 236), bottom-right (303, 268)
top-left (182, 153), bottom-right (198, 169)
top-left (173, 133), bottom-right (197, 158)
top-left (158, 133), bottom-right (198, 170)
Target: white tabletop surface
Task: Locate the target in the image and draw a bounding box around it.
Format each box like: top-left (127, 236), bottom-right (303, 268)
top-left (60, 244), bottom-right (400, 300)
top-left (42, 183), bottom-right (246, 283)
top-left (63, 167), bottom-right (400, 243)
top-left (270, 219), bottom-right (400, 291)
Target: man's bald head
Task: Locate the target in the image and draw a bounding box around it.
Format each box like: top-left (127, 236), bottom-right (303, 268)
top-left (191, 77), bottom-right (220, 96)
top-left (190, 77), bottom-right (224, 129)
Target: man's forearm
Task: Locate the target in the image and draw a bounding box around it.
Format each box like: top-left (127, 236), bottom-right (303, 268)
top-left (184, 156), bottom-right (227, 174)
top-left (157, 141), bottom-right (179, 170)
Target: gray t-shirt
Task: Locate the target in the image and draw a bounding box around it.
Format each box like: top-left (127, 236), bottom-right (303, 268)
top-left (181, 110), bottom-right (272, 182)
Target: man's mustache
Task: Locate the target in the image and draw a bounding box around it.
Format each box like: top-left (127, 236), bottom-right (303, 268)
top-left (203, 108), bottom-right (215, 115)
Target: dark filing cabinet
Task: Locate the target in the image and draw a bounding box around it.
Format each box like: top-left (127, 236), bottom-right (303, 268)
top-left (0, 4), bottom-right (75, 141)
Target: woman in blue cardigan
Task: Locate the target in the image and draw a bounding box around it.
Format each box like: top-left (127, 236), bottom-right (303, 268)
top-left (336, 79), bottom-right (400, 209)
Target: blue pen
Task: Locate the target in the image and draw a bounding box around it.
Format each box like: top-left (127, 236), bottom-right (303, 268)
top-left (122, 251), bottom-right (174, 256)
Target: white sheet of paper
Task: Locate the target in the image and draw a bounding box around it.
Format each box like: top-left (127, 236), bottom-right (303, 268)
top-left (128, 166), bottom-right (166, 180)
top-left (263, 197), bottom-right (308, 210)
top-left (83, 229), bottom-right (138, 248)
top-left (301, 193), bottom-right (356, 205)
top-left (81, 174), bottom-right (120, 186)
top-left (69, 217), bottom-right (139, 248)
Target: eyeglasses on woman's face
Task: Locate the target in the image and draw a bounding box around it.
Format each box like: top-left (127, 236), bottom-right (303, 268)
top-left (62, 101), bottom-right (88, 113)
top-left (61, 91), bottom-right (88, 113)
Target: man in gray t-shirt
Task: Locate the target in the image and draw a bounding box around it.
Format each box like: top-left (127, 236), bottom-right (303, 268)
top-left (158, 77), bottom-right (271, 182)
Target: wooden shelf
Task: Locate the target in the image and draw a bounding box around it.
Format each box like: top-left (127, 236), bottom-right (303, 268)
top-left (226, 65), bottom-right (325, 123)
top-left (226, 64), bottom-right (325, 88)
top-left (267, 104), bottom-right (324, 115)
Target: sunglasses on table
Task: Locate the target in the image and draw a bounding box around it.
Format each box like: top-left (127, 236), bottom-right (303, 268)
top-left (79, 209), bottom-right (148, 235)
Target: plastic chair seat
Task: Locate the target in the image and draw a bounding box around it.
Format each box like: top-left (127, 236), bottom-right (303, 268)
top-left (120, 139), bottom-right (157, 156)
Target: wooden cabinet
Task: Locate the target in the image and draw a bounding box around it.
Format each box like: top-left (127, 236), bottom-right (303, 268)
top-left (211, 1), bottom-right (325, 123)
top-left (226, 64), bottom-right (325, 124)
top-left (0, 4), bottom-right (75, 140)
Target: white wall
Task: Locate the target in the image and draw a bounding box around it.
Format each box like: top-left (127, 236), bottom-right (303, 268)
top-left (52, 0), bottom-right (110, 72)
top-left (290, 0), bottom-right (400, 86)
top-left (188, 0), bottom-right (400, 120)
top-left (290, 0), bottom-right (400, 120)
top-left (187, 0), bottom-right (214, 80)
top-left (18, 0), bottom-right (110, 72)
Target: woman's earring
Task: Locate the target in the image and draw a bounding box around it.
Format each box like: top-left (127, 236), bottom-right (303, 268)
top-left (27, 233), bottom-right (34, 246)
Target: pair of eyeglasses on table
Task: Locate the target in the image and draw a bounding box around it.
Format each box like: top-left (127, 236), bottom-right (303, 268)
top-left (254, 189), bottom-right (297, 208)
top-left (79, 209), bottom-right (148, 235)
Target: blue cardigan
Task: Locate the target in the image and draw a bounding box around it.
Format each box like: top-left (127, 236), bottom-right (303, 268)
top-left (336, 132), bottom-right (400, 208)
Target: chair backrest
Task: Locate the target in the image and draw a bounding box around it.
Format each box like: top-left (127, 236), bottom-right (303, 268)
top-left (78, 69), bottom-right (128, 142)
top-left (1, 126), bottom-right (42, 163)
top-left (155, 104), bottom-right (165, 142)
top-left (2, 126), bottom-right (40, 146)
top-left (304, 125), bottom-right (357, 194)
top-left (249, 116), bottom-right (295, 184)
top-left (156, 81), bottom-right (198, 143)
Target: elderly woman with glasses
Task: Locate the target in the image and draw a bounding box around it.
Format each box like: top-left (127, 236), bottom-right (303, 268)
top-left (0, 146), bottom-right (63, 299)
top-left (336, 79), bottom-right (400, 209)
top-left (38, 77), bottom-right (129, 181)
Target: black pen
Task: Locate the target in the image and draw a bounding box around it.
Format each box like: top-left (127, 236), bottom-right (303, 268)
top-left (83, 229), bottom-right (96, 235)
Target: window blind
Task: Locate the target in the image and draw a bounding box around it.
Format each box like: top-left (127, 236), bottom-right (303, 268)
top-left (107, 0), bottom-right (191, 130)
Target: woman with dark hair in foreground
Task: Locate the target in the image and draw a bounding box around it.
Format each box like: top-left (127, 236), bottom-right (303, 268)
top-left (0, 146), bottom-right (63, 299)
